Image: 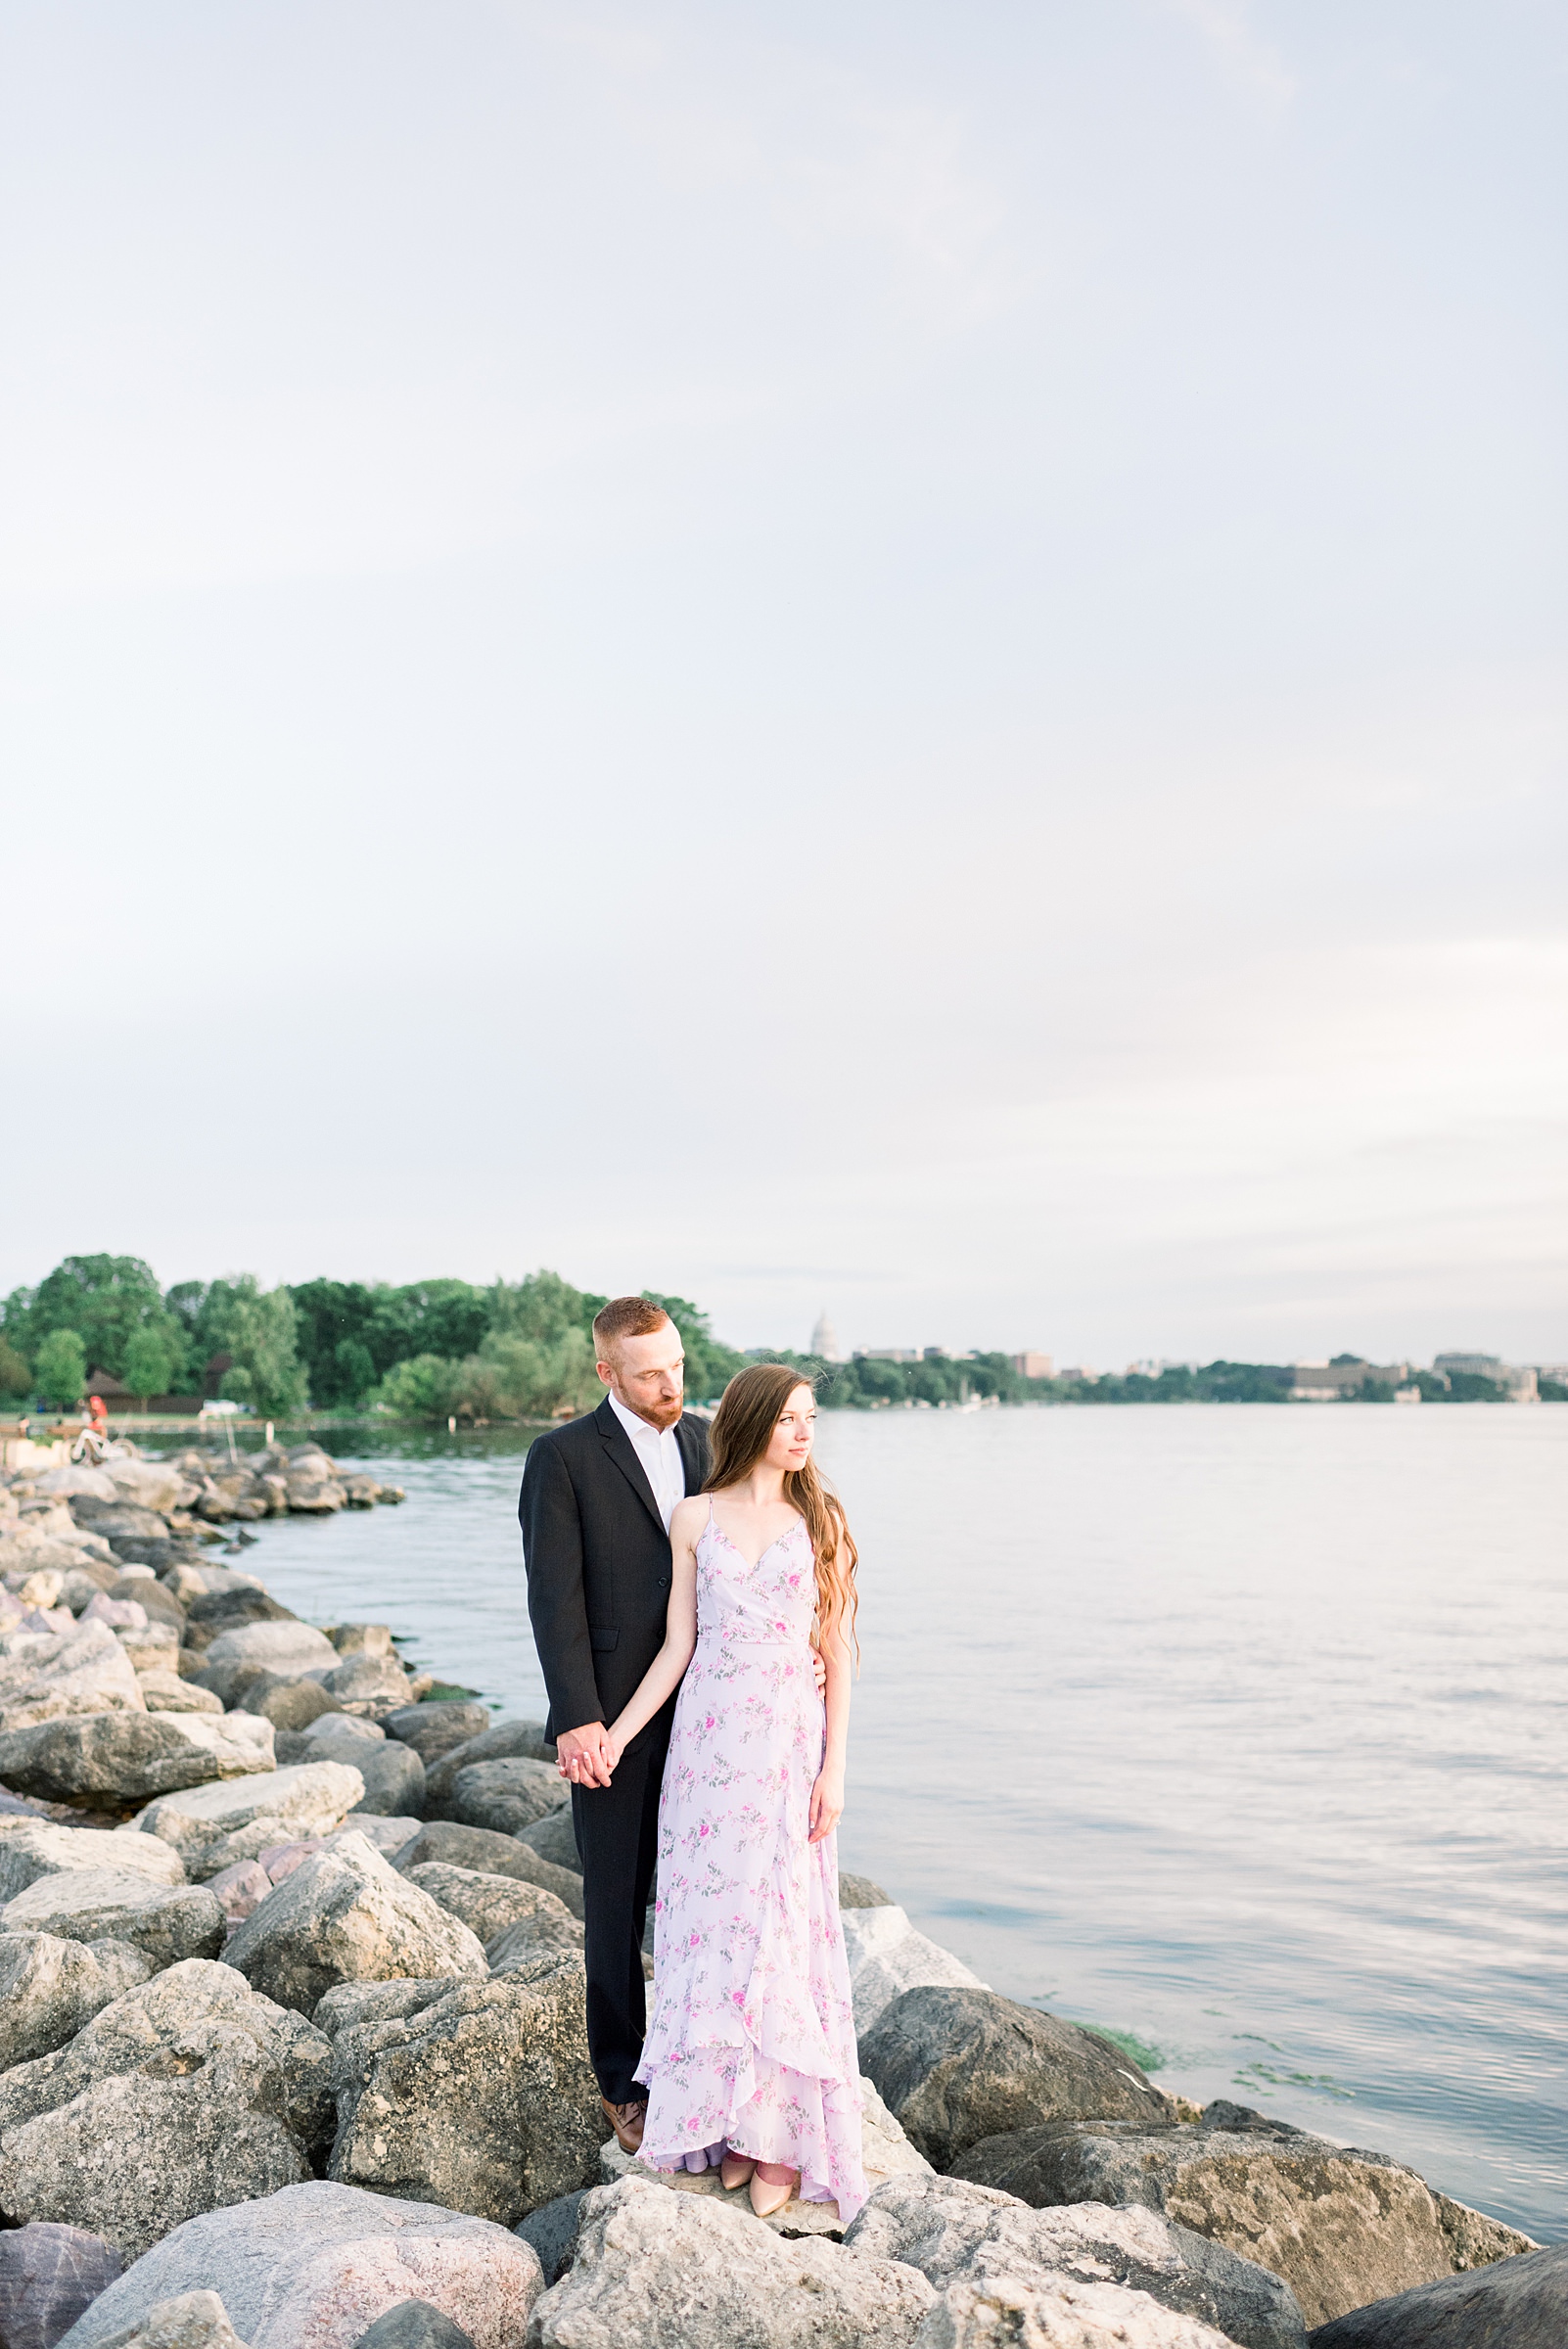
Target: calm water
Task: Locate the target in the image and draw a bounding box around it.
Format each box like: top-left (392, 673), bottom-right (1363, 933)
top-left (190, 1407), bottom-right (1567, 2239)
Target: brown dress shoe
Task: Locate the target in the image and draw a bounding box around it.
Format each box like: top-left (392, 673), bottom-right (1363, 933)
top-left (602, 2096), bottom-right (648, 2154)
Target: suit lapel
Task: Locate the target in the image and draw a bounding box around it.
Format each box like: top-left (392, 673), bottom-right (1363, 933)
top-left (596, 1398), bottom-right (666, 1537)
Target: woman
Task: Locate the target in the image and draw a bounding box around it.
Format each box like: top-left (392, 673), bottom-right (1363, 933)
top-left (600, 1360), bottom-right (864, 2222)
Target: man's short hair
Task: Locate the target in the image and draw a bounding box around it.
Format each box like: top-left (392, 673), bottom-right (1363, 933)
top-left (592, 1297), bottom-right (674, 1360)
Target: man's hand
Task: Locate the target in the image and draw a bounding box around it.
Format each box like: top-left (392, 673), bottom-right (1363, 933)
top-left (811, 1649), bottom-right (827, 1697)
top-left (556, 1722), bottom-right (616, 1788)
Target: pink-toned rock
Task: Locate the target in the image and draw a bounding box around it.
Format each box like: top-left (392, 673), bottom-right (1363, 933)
top-left (80, 1596), bottom-right (149, 1632)
top-left (52, 2183), bottom-right (541, 2349)
top-left (0, 2221), bottom-right (121, 2349)
top-left (256, 1840), bottom-right (330, 1884)
top-left (208, 1860), bottom-right (273, 1925)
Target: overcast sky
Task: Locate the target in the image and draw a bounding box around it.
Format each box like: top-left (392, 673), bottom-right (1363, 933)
top-left (2, 1), bottom-right (1563, 1364)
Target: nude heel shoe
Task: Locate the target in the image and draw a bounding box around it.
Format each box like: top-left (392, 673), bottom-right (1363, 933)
top-left (749, 2163), bottom-right (799, 2218)
top-left (719, 2150), bottom-right (756, 2192)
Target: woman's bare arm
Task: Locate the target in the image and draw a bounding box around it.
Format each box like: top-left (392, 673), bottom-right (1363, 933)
top-left (808, 1597), bottom-right (853, 1843)
top-left (603, 1497), bottom-right (703, 1764)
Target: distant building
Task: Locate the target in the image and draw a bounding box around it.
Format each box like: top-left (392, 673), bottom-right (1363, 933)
top-left (1433, 1353), bottom-right (1539, 1402)
top-left (1012, 1351), bottom-right (1054, 1380)
top-left (1289, 1359), bottom-right (1410, 1401)
top-left (809, 1312), bottom-right (844, 1362)
top-left (1058, 1364), bottom-right (1098, 1384)
top-left (856, 1348), bottom-right (923, 1363)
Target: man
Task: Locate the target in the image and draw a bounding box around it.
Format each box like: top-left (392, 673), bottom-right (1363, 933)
top-left (519, 1296), bottom-right (711, 2154)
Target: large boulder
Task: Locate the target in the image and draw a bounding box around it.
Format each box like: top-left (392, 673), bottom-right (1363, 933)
top-left (101, 1462), bottom-right (191, 1515)
top-left (0, 1934), bottom-right (154, 2069)
top-left (133, 1763), bottom-right (364, 1879)
top-left (404, 1863), bottom-right (583, 1956)
top-left (950, 2108), bottom-right (1537, 2329)
top-left (445, 1760), bottom-right (566, 1837)
top-left (915, 2272), bottom-right (1241, 2346)
top-left (1308, 2240), bottom-right (1568, 2346)
top-left (526, 2173), bottom-right (935, 2348)
top-left (223, 1830), bottom-right (488, 2013)
top-left (846, 2173), bottom-right (1308, 2349)
top-left (195, 1624), bottom-right (338, 1706)
top-left (0, 1961), bottom-right (335, 2258)
top-left (0, 1713), bottom-right (274, 1806)
top-left (0, 2223), bottom-right (122, 2349)
top-left (298, 1719), bottom-right (426, 1817)
top-left (0, 1621), bottom-right (145, 1730)
top-left (133, 1674), bottom-right (223, 1718)
top-left (514, 1811), bottom-right (579, 1874)
top-left (394, 1822), bottom-right (584, 1918)
top-left (423, 1721), bottom-right (553, 1816)
top-left (381, 1702), bottom-right (492, 1764)
top-left (52, 2182), bottom-right (543, 2349)
top-left (0, 1873), bottom-right (225, 1967)
top-left (319, 1654), bottom-right (413, 1711)
top-left (840, 1907), bottom-right (988, 2034)
top-left (859, 1989), bottom-right (1176, 2171)
top-left (325, 1950), bottom-right (602, 2223)
top-left (0, 1819), bottom-right (185, 1903)
top-left (82, 2288), bottom-right (249, 2349)
top-left (839, 1873), bottom-right (895, 1909)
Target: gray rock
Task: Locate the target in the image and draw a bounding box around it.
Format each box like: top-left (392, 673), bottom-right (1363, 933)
top-left (423, 1721), bottom-right (554, 1816)
top-left (0, 2223), bottom-right (123, 2349)
top-left (525, 2174), bottom-right (936, 2348)
top-left (859, 1989), bottom-right (1176, 2171)
top-left (513, 2194), bottom-right (587, 2288)
top-left (333, 1817), bottom-right (423, 1864)
top-left (0, 1960), bottom-right (335, 2259)
top-left (53, 2183), bottom-right (543, 2349)
top-left (950, 2111), bottom-right (1536, 2330)
top-left (195, 1624), bottom-right (338, 1707)
top-left (443, 1759), bottom-right (565, 1837)
top-left (394, 1823), bottom-right (584, 1918)
top-left (1308, 2241), bottom-right (1568, 2346)
top-left (327, 1626), bottom-right (396, 1659)
top-left (514, 1810), bottom-right (580, 1873)
top-left (328, 1951), bottom-right (602, 2223)
top-left (0, 1819), bottom-right (186, 1903)
top-left (0, 1931), bottom-right (155, 2062)
top-left (181, 1589), bottom-right (296, 1640)
top-left (839, 1872), bottom-right (894, 1908)
top-left (0, 1713), bottom-right (274, 1805)
top-left (840, 1907), bottom-right (988, 2034)
top-left (0, 1873), bottom-right (226, 1967)
top-left (233, 1680), bottom-right (343, 1732)
top-left (404, 1863), bottom-right (583, 1955)
top-left (133, 1763), bottom-right (364, 1879)
top-left (0, 1621), bottom-right (145, 1731)
top-left (223, 1829), bottom-right (488, 2014)
top-left (381, 1702), bottom-right (492, 1765)
top-left (350, 2305), bottom-right (474, 2349)
top-left (846, 2174), bottom-right (1308, 2349)
top-left (108, 1579), bottom-right (185, 1631)
top-left (133, 1675), bottom-right (223, 1717)
top-left (347, 1746), bottom-right (425, 1818)
top-left (313, 1978), bottom-right (462, 2039)
top-left (320, 1656), bottom-right (413, 1711)
top-left (914, 2273), bottom-right (1239, 2347)
top-left (88, 2292), bottom-right (248, 2349)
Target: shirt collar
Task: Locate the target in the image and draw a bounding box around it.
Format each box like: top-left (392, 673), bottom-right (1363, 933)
top-left (609, 1390), bottom-right (676, 1449)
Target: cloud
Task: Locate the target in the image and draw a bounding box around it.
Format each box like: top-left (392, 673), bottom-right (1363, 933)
top-left (1163, 0), bottom-right (1297, 105)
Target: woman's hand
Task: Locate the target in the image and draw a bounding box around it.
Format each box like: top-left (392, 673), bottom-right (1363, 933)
top-left (808, 1767), bottom-right (844, 1844)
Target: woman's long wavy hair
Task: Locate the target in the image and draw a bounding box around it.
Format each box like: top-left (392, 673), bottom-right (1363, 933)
top-left (705, 1362), bottom-right (859, 1664)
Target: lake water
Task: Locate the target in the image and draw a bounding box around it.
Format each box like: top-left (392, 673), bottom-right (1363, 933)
top-left (192, 1405), bottom-right (1567, 2240)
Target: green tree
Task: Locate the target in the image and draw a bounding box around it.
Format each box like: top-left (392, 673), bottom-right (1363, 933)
top-left (201, 1277), bottom-right (308, 1417)
top-left (375, 1354), bottom-right (467, 1420)
top-left (333, 1338), bottom-right (377, 1406)
top-left (24, 1255), bottom-right (187, 1384)
top-left (33, 1327), bottom-right (87, 1410)
top-left (643, 1292), bottom-right (748, 1403)
top-left (122, 1325), bottom-right (176, 1407)
top-left (0, 1336), bottom-right (31, 1399)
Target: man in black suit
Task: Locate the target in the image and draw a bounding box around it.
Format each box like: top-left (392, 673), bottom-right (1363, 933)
top-left (519, 1296), bottom-right (711, 2152)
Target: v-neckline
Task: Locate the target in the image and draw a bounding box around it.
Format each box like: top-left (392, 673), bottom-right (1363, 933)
top-left (708, 1513), bottom-right (805, 1575)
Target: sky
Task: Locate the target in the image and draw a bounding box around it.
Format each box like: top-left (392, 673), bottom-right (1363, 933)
top-left (1, 0), bottom-right (1564, 1366)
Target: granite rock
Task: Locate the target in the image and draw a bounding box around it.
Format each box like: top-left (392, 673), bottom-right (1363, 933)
top-left (0, 1873), bottom-right (226, 1967)
top-left (404, 1864), bottom-right (582, 1957)
top-left (223, 1830), bottom-right (487, 2014)
top-left (0, 1819), bottom-right (186, 1903)
top-left (513, 2195), bottom-right (587, 2289)
top-left (87, 2291), bottom-right (248, 2349)
top-left (445, 1761), bottom-right (566, 1838)
top-left (913, 2272), bottom-right (1240, 2348)
top-left (394, 1823), bottom-right (584, 1919)
top-left (133, 1763), bottom-right (364, 1879)
top-left (859, 1988), bottom-right (1176, 2171)
top-left (0, 2223), bottom-right (123, 2349)
top-left (0, 1961), bottom-right (335, 2258)
top-left (132, 1675), bottom-right (223, 1717)
top-left (423, 1722), bottom-right (554, 1816)
top-left (0, 1933), bottom-right (156, 2068)
top-left (350, 2304), bottom-right (475, 2349)
top-left (840, 1906), bottom-right (988, 2034)
top-left (525, 2174), bottom-right (935, 2349)
top-left (380, 1703), bottom-right (492, 1765)
top-left (1307, 2240), bottom-right (1568, 2347)
top-left (328, 1951), bottom-right (602, 2222)
top-left (0, 1621), bottom-right (146, 1731)
top-left (839, 1873), bottom-right (894, 1909)
top-left (513, 1811), bottom-right (579, 1874)
top-left (0, 1713), bottom-right (274, 1806)
top-left (846, 2173), bottom-right (1308, 2349)
top-left (53, 2181), bottom-right (544, 2349)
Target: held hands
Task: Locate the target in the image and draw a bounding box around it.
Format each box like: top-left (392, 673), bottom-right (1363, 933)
top-left (807, 1766), bottom-right (844, 1845)
top-left (810, 1648), bottom-right (827, 1697)
top-left (555, 1722), bottom-right (618, 1789)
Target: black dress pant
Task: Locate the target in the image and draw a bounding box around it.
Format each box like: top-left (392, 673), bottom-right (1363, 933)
top-left (572, 1709), bottom-right (670, 2106)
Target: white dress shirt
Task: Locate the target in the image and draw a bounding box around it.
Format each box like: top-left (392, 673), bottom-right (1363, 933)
top-left (608, 1391), bottom-right (687, 1531)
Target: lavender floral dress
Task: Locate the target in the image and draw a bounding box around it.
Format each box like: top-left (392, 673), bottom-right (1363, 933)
top-left (634, 1498), bottom-right (865, 2219)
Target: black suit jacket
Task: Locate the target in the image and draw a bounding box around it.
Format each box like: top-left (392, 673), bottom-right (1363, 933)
top-left (519, 1398), bottom-right (712, 1741)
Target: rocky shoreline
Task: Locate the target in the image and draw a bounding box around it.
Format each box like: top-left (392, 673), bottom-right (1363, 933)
top-left (0, 1448), bottom-right (1560, 2349)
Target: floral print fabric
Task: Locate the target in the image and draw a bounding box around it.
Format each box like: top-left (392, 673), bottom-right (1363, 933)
top-left (635, 1503), bottom-right (865, 2220)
